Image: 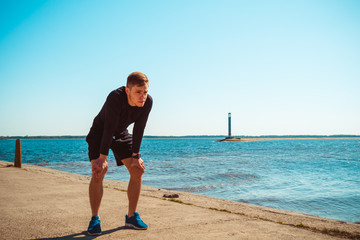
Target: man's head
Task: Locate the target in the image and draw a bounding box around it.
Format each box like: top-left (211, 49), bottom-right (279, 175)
top-left (125, 72), bottom-right (149, 107)
top-left (126, 72), bottom-right (149, 88)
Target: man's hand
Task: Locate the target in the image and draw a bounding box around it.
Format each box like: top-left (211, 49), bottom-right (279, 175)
top-left (91, 154), bottom-right (108, 178)
top-left (130, 156), bottom-right (145, 173)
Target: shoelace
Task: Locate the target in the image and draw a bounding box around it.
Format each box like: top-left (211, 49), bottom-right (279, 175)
top-left (135, 215), bottom-right (145, 224)
top-left (91, 219), bottom-right (100, 225)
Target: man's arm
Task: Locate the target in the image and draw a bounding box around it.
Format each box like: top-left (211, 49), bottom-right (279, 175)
top-left (132, 96), bottom-right (153, 153)
top-left (131, 97), bottom-right (152, 172)
top-left (92, 91), bottom-right (121, 178)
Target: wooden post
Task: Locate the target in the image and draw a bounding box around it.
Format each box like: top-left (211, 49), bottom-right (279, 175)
top-left (14, 139), bottom-right (21, 168)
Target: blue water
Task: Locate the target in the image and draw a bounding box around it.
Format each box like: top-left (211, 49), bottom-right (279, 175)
top-left (1, 138), bottom-right (359, 223)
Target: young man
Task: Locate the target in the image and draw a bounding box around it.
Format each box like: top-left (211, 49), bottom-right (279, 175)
top-left (86, 72), bottom-right (153, 235)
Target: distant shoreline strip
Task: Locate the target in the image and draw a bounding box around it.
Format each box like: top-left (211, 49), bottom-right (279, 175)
top-left (1, 135), bottom-right (360, 140)
top-left (218, 137), bottom-right (360, 142)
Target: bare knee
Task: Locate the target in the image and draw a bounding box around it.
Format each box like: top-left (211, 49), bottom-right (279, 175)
top-left (90, 163), bottom-right (108, 183)
top-left (129, 167), bottom-right (143, 182)
top-left (91, 174), bottom-right (105, 184)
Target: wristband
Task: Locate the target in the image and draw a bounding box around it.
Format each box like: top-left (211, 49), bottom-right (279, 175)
top-left (132, 153), bottom-right (141, 159)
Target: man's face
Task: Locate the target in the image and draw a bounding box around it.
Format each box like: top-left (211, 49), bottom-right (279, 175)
top-left (126, 84), bottom-right (149, 107)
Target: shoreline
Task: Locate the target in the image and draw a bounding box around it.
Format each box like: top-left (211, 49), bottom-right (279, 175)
top-left (1, 160), bottom-right (359, 239)
top-left (218, 136), bottom-right (360, 142)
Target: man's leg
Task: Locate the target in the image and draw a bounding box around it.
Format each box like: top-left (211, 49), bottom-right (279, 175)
top-left (87, 160), bottom-right (108, 235)
top-left (89, 160), bottom-right (108, 217)
top-left (121, 157), bottom-right (143, 217)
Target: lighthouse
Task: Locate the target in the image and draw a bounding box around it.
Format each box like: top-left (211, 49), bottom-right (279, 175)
top-left (228, 112), bottom-right (231, 138)
top-left (217, 112), bottom-right (241, 141)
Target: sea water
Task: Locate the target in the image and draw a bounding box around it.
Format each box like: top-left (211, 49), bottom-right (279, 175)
top-left (0, 138), bottom-right (359, 223)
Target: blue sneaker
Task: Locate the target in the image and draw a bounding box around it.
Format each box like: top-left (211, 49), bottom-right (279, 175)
top-left (88, 216), bottom-right (101, 235)
top-left (125, 212), bottom-right (148, 230)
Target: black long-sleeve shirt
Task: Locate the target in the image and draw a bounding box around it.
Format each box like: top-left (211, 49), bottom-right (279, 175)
top-left (87, 86), bottom-right (152, 156)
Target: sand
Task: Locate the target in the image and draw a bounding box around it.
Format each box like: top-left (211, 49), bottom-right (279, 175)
top-left (0, 160), bottom-right (359, 240)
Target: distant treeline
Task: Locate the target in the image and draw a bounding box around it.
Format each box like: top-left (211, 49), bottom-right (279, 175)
top-left (1, 135), bottom-right (359, 140)
top-left (145, 135), bottom-right (360, 138)
top-left (238, 135), bottom-right (360, 138)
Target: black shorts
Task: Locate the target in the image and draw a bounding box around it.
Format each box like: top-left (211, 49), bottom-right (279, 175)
top-left (86, 134), bottom-right (133, 166)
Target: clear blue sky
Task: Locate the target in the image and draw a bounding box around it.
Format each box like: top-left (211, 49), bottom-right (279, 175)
top-left (1, 0), bottom-right (359, 136)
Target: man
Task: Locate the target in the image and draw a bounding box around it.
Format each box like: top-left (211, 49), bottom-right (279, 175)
top-left (85, 72), bottom-right (153, 235)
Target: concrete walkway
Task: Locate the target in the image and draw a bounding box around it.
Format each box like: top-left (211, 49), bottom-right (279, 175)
top-left (1, 161), bottom-right (359, 239)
